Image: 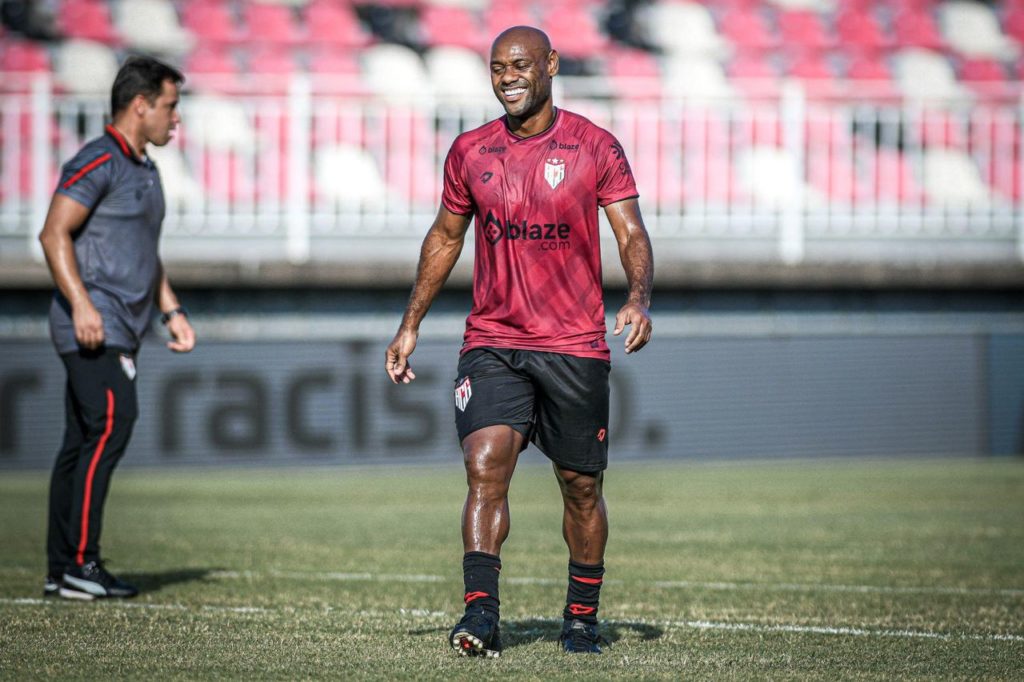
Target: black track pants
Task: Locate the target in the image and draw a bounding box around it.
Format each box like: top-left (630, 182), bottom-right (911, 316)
top-left (46, 347), bottom-right (138, 574)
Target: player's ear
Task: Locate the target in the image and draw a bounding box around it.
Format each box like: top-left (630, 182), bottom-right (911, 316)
top-left (547, 49), bottom-right (560, 77)
top-left (133, 93), bottom-right (149, 117)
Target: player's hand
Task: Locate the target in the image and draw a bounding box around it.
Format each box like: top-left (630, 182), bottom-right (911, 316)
top-left (385, 329), bottom-right (418, 384)
top-left (72, 299), bottom-right (105, 349)
top-left (166, 314), bottom-right (196, 353)
top-left (613, 301), bottom-right (652, 354)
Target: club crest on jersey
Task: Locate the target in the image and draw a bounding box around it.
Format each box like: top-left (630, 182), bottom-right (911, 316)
top-left (544, 159), bottom-right (565, 189)
top-left (119, 353), bottom-right (136, 381)
top-left (454, 376), bottom-right (472, 412)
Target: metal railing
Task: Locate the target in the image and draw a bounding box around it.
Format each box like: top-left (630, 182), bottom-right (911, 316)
top-left (2, 74), bottom-right (1022, 266)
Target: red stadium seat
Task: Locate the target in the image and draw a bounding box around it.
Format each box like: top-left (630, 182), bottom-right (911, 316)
top-left (777, 10), bottom-right (834, 51)
top-left (606, 48), bottom-right (661, 100)
top-left (870, 148), bottom-right (925, 204)
top-left (243, 3), bottom-right (299, 45)
top-left (57, 0), bottom-right (119, 44)
top-left (485, 5), bottom-right (536, 38)
top-left (182, 0), bottom-right (239, 45)
top-left (0, 41), bottom-right (51, 72)
top-left (184, 48), bottom-right (241, 91)
top-left (892, 9), bottom-right (944, 51)
top-left (540, 6), bottom-right (607, 59)
top-left (719, 11), bottom-right (778, 51)
top-left (420, 6), bottom-right (487, 52)
top-left (835, 9), bottom-right (890, 52)
top-left (959, 58), bottom-right (1008, 84)
top-left (305, 1), bottom-right (370, 48)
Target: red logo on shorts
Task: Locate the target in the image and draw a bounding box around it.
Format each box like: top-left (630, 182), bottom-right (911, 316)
top-left (596, 428), bottom-right (606, 442)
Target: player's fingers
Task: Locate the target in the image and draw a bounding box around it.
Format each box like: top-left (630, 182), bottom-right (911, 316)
top-left (613, 310), bottom-right (626, 336)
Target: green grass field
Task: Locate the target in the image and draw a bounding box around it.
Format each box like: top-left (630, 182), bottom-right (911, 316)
top-left (2, 458), bottom-right (1022, 680)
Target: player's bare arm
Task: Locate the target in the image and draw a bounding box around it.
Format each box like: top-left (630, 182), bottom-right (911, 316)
top-left (38, 194), bottom-right (104, 349)
top-left (156, 263), bottom-right (195, 353)
top-left (605, 198), bottom-right (654, 354)
top-left (385, 206), bottom-right (471, 384)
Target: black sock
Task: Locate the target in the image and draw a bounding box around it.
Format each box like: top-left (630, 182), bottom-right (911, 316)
top-left (563, 560), bottom-right (604, 624)
top-left (462, 551), bottom-right (501, 619)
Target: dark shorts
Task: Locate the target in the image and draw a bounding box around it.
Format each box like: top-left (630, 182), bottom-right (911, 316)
top-left (453, 347), bottom-right (611, 473)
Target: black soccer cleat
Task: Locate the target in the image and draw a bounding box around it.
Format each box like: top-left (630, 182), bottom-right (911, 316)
top-left (559, 619), bottom-right (607, 654)
top-left (60, 561), bottom-right (139, 600)
top-left (449, 609), bottom-right (502, 658)
top-left (43, 575), bottom-right (61, 598)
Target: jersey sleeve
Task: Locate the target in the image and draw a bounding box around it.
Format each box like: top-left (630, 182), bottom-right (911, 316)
top-left (55, 145), bottom-right (114, 210)
top-left (595, 132), bottom-right (639, 207)
top-left (440, 140), bottom-right (475, 216)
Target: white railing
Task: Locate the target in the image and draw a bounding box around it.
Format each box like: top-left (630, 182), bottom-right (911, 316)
top-left (1, 74), bottom-right (1022, 265)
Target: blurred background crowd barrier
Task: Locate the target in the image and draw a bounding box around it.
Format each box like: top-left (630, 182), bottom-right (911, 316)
top-left (1, 0), bottom-right (1023, 466)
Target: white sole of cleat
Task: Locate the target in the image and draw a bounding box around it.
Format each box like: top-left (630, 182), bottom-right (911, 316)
top-left (58, 586), bottom-right (97, 601)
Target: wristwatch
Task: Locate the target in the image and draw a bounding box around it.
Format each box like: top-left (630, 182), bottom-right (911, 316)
top-left (160, 306), bottom-right (188, 325)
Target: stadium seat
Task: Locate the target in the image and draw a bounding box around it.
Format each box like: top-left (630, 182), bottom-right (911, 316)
top-left (420, 5), bottom-right (487, 52)
top-left (607, 48), bottom-right (662, 100)
top-left (939, 1), bottom-right (1019, 60)
top-left (424, 46), bottom-right (491, 103)
top-left (892, 48), bottom-right (965, 100)
top-left (959, 58), bottom-right (1010, 92)
top-left (777, 10), bottom-right (834, 51)
top-left (484, 4), bottom-right (536, 39)
top-left (360, 44), bottom-right (431, 101)
top-left (718, 10), bottom-right (778, 51)
top-left (540, 5), bottom-right (607, 59)
top-left (662, 56), bottom-right (735, 99)
top-left (766, 0), bottom-right (831, 9)
top-left (891, 8), bottom-right (945, 51)
top-left (834, 8), bottom-right (890, 53)
top-left (646, 1), bottom-right (727, 57)
top-left (0, 41), bottom-right (51, 72)
top-left (147, 143), bottom-right (202, 213)
top-left (242, 3), bottom-right (300, 45)
top-left (869, 148), bottom-right (925, 205)
top-left (54, 40), bottom-right (119, 94)
top-left (922, 148), bottom-right (992, 206)
top-left (115, 0), bottom-right (195, 56)
top-left (735, 146), bottom-right (806, 208)
top-left (305, 1), bottom-right (370, 48)
top-left (181, 0), bottom-right (239, 45)
top-left (185, 47), bottom-right (242, 92)
top-left (315, 144), bottom-right (389, 208)
top-left (58, 0), bottom-right (119, 44)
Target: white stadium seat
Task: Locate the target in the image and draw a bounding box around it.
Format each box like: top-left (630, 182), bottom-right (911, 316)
top-left (115, 0), bottom-right (195, 56)
top-left (55, 40), bottom-right (119, 94)
top-left (939, 1), bottom-right (1020, 60)
top-left (424, 46), bottom-right (491, 103)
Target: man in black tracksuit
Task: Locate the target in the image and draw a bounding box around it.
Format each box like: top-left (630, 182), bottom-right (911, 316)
top-left (38, 56), bottom-right (196, 600)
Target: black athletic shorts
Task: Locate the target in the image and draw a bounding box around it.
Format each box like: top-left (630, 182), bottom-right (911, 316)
top-left (453, 347), bottom-right (611, 474)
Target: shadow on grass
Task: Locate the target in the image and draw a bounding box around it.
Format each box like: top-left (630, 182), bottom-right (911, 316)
top-left (501, 618), bottom-right (664, 650)
top-left (122, 568), bottom-right (223, 593)
top-left (407, 618), bottom-right (664, 651)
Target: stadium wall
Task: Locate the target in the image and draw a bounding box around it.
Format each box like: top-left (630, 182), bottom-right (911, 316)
top-left (1, 287), bottom-right (1022, 469)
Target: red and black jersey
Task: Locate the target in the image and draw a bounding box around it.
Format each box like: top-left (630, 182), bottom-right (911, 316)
top-left (442, 109), bottom-right (638, 361)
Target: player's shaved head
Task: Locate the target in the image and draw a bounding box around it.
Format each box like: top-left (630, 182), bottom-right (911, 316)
top-left (491, 26), bottom-right (551, 59)
top-left (489, 26), bottom-right (559, 134)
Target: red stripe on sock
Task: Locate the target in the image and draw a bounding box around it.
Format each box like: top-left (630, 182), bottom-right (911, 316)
top-left (464, 591), bottom-right (490, 604)
top-left (76, 388), bottom-right (114, 566)
top-left (569, 604), bottom-right (596, 616)
top-left (571, 575), bottom-right (604, 585)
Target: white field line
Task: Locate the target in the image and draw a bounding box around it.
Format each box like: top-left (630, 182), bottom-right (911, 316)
top-left (207, 569), bottom-right (1024, 597)
top-left (3, 597), bottom-right (1022, 644)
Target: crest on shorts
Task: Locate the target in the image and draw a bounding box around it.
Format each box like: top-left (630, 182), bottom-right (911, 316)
top-left (454, 376), bottom-right (472, 412)
top-left (544, 159), bottom-right (565, 189)
top-left (119, 353), bottom-right (136, 381)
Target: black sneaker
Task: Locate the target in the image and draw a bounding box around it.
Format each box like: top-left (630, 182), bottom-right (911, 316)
top-left (43, 575), bottom-right (60, 598)
top-left (60, 561), bottom-right (139, 600)
top-left (449, 608), bottom-right (502, 658)
top-left (560, 619), bottom-right (607, 654)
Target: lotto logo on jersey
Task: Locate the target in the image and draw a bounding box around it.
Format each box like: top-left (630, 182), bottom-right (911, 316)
top-left (454, 376), bottom-right (472, 412)
top-left (544, 159), bottom-right (565, 189)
